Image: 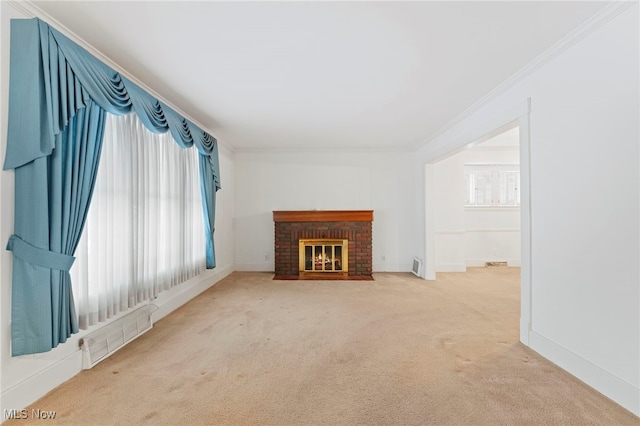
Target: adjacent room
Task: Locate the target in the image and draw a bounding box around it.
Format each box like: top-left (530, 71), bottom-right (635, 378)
top-left (1, 1), bottom-right (638, 424)
top-left (432, 126), bottom-right (521, 273)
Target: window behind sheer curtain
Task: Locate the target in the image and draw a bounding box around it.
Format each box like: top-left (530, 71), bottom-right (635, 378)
top-left (72, 113), bottom-right (206, 329)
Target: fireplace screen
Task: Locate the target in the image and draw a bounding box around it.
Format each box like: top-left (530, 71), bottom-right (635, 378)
top-left (299, 239), bottom-right (348, 273)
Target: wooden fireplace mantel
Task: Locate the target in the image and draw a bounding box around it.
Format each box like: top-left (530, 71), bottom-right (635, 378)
top-left (273, 210), bottom-right (373, 223)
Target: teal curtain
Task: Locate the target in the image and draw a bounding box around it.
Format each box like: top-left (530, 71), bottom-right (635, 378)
top-left (4, 18), bottom-right (221, 356)
top-left (7, 101), bottom-right (107, 355)
top-left (199, 154), bottom-right (221, 268)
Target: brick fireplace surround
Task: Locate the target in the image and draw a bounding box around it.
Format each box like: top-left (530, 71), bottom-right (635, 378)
top-left (273, 210), bottom-right (374, 280)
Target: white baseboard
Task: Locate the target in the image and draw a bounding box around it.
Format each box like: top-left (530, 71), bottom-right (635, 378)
top-left (529, 330), bottom-right (640, 416)
top-left (1, 350), bottom-right (82, 422)
top-left (520, 317), bottom-right (530, 346)
top-left (466, 258), bottom-right (521, 267)
top-left (152, 264), bottom-right (234, 322)
top-left (236, 263), bottom-right (417, 274)
top-left (1, 265), bottom-right (234, 423)
top-left (372, 263), bottom-right (412, 273)
top-left (236, 263), bottom-right (416, 274)
top-left (234, 263), bottom-right (274, 272)
top-left (435, 263), bottom-right (467, 272)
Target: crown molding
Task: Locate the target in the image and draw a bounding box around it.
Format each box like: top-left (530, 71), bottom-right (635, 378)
top-left (414, 0), bottom-right (637, 151)
top-left (9, 1), bottom-right (634, 156)
top-left (466, 146), bottom-right (520, 152)
top-left (6, 1), bottom-right (229, 151)
top-left (233, 146), bottom-right (412, 155)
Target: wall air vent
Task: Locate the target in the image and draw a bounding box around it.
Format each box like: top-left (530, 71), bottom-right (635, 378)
top-left (411, 257), bottom-right (423, 276)
top-left (80, 304), bottom-right (157, 369)
top-left (485, 261), bottom-right (508, 268)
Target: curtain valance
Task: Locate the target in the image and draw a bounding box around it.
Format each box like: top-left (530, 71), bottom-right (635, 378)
top-left (4, 18), bottom-right (220, 356)
top-left (3, 18), bottom-right (221, 175)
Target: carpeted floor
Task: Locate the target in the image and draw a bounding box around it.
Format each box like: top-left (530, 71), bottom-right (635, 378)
top-left (9, 268), bottom-right (640, 425)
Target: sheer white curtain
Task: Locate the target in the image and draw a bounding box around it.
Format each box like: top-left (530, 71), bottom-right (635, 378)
top-left (72, 113), bottom-right (205, 329)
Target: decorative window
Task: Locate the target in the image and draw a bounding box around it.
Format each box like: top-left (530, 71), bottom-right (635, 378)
top-left (465, 165), bottom-right (520, 207)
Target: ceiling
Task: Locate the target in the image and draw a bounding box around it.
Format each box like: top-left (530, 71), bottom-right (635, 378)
top-left (31, 1), bottom-right (609, 152)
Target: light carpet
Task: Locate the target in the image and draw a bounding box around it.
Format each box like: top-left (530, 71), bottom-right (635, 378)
top-left (8, 268), bottom-right (640, 425)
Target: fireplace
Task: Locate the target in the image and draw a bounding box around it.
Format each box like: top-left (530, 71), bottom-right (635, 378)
top-left (299, 239), bottom-right (349, 275)
top-left (273, 210), bottom-right (373, 280)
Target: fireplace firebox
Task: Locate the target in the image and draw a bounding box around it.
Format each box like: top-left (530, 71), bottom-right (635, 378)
top-left (299, 239), bottom-right (349, 275)
top-left (273, 210), bottom-right (373, 280)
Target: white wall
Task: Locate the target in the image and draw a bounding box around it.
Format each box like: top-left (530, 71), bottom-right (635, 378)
top-left (234, 150), bottom-right (417, 272)
top-left (0, 2), bottom-right (236, 417)
top-left (417, 2), bottom-right (639, 416)
top-left (434, 140), bottom-right (520, 271)
top-left (2, 0), bottom-right (638, 419)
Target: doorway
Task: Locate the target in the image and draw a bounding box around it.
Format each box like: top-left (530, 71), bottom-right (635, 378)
top-left (423, 101), bottom-right (532, 345)
top-left (432, 126), bottom-right (521, 273)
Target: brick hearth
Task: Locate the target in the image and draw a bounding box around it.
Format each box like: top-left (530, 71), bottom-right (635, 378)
top-left (273, 210), bottom-right (373, 280)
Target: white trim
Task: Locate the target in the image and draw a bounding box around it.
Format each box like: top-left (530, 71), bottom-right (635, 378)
top-left (424, 163), bottom-right (436, 280)
top-left (235, 263), bottom-right (418, 274)
top-left (436, 228), bottom-right (520, 234)
top-left (423, 98), bottom-right (531, 344)
top-left (9, 1), bottom-right (229, 152)
top-left (234, 146), bottom-right (412, 154)
top-left (413, 1), bottom-right (635, 152)
top-left (233, 263), bottom-right (275, 272)
top-left (372, 263), bottom-right (413, 273)
top-left (0, 265), bottom-right (233, 420)
top-left (466, 146), bottom-right (520, 152)
top-left (464, 206), bottom-right (521, 212)
top-left (518, 109), bottom-right (533, 347)
top-left (466, 258), bottom-right (521, 268)
top-left (434, 229), bottom-right (466, 235)
top-left (152, 265), bottom-right (234, 322)
top-left (529, 331), bottom-right (640, 416)
top-left (1, 351), bottom-right (83, 419)
top-left (423, 102), bottom-right (526, 164)
top-left (435, 263), bottom-right (467, 273)
top-left (464, 163), bottom-right (520, 167)
top-left (465, 228), bottom-right (521, 233)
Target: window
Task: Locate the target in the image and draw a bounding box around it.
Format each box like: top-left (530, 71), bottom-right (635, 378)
top-left (71, 113), bottom-right (206, 329)
top-left (465, 165), bottom-right (520, 207)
